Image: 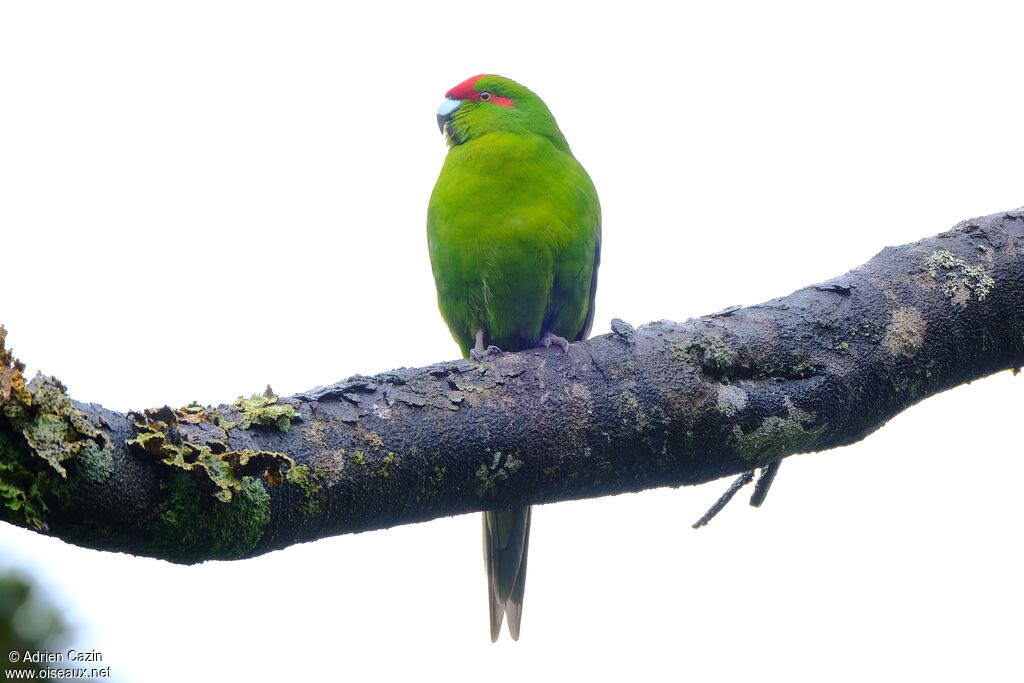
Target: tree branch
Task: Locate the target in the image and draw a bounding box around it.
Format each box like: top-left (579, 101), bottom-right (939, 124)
top-left (2, 208), bottom-right (1022, 564)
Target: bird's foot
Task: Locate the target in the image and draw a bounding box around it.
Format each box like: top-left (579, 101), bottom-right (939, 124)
top-left (471, 329), bottom-right (502, 361)
top-left (539, 330), bottom-right (570, 353)
top-left (471, 345), bottom-right (502, 361)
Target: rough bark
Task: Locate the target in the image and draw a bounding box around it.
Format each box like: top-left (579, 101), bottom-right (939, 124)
top-left (1, 208), bottom-right (1022, 564)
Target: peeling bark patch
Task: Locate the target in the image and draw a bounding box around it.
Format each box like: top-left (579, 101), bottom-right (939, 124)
top-left (610, 318), bottom-right (636, 340)
top-left (882, 308), bottom-right (926, 357)
top-left (924, 250), bottom-right (995, 302)
top-left (392, 390), bottom-right (428, 407)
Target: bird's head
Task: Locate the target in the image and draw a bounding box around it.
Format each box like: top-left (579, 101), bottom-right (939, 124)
top-left (436, 74), bottom-right (569, 152)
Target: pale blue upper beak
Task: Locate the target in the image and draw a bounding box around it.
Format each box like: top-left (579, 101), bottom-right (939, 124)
top-left (436, 98), bottom-right (462, 134)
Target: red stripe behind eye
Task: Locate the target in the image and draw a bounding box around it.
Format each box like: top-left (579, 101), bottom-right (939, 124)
top-left (445, 74), bottom-right (514, 107)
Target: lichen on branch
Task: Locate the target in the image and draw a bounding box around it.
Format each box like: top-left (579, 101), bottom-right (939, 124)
top-left (126, 404), bottom-right (296, 502)
top-left (0, 328), bottom-right (109, 529)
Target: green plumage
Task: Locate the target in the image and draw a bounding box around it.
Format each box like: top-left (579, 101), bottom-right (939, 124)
top-left (427, 74), bottom-right (601, 641)
top-left (428, 75), bottom-right (601, 357)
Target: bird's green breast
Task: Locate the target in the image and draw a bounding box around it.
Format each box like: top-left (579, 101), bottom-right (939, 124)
top-left (428, 132), bottom-right (600, 357)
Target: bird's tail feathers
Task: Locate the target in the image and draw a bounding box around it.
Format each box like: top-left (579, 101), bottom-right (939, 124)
top-left (483, 507), bottom-right (532, 641)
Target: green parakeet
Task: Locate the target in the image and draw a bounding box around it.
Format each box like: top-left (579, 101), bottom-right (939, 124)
top-left (427, 74), bottom-right (601, 641)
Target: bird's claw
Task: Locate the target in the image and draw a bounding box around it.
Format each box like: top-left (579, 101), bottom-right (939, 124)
top-left (539, 331), bottom-right (570, 353)
top-left (471, 345), bottom-right (502, 361)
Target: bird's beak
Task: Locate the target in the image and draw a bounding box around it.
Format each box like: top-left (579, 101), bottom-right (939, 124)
top-left (436, 98), bottom-right (462, 134)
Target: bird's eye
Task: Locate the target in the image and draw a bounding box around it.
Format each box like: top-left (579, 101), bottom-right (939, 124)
top-left (480, 91), bottom-right (491, 101)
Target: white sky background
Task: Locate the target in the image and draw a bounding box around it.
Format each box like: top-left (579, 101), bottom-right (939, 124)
top-left (1, 1), bottom-right (1023, 681)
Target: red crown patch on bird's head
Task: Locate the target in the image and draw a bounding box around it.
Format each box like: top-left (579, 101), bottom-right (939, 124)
top-left (445, 74), bottom-right (514, 107)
